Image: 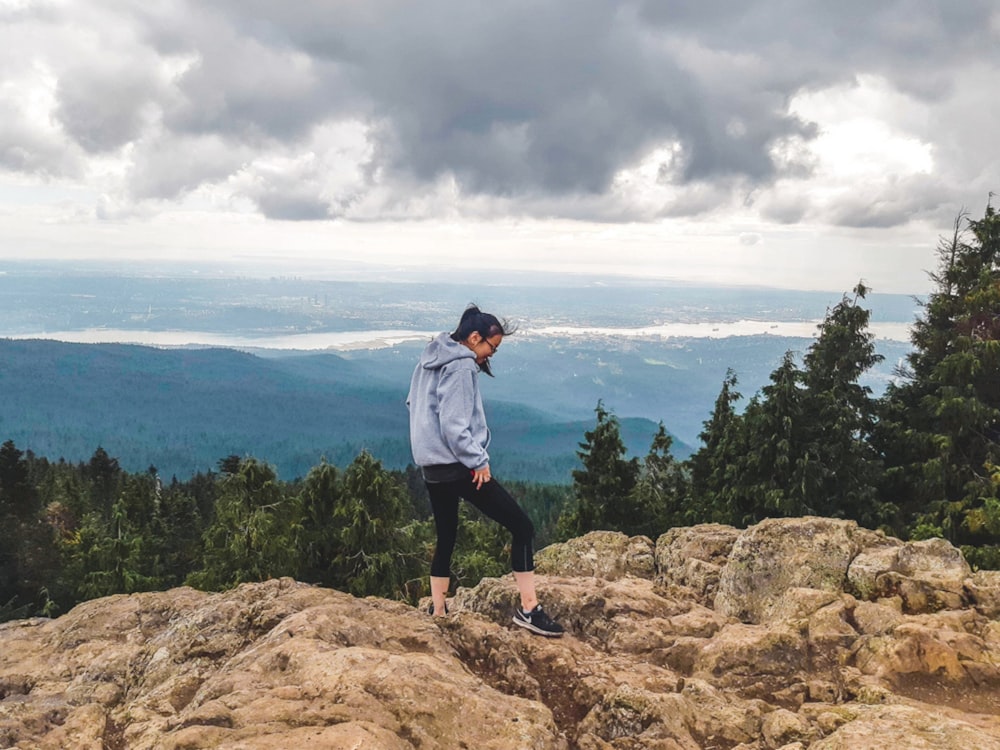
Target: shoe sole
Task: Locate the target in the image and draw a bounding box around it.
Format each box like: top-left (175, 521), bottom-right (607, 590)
top-left (512, 615), bottom-right (564, 637)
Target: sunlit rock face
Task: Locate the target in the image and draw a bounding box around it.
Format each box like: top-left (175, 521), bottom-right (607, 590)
top-left (4, 517), bottom-right (1000, 749)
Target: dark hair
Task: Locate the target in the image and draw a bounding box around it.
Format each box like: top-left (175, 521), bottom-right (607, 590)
top-left (450, 304), bottom-right (514, 376)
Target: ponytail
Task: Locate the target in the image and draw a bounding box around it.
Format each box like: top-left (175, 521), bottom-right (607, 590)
top-left (450, 304), bottom-right (515, 376)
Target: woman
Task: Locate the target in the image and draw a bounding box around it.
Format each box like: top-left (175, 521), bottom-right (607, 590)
top-left (406, 305), bottom-right (564, 637)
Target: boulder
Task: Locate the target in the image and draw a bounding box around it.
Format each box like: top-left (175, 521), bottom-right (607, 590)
top-left (0, 579), bottom-right (567, 750)
top-left (535, 530), bottom-right (655, 580)
top-left (967, 570), bottom-right (1000, 618)
top-left (809, 704), bottom-right (1000, 749)
top-left (761, 707), bottom-right (816, 748)
top-left (849, 537), bottom-right (972, 614)
top-left (852, 599), bottom-right (905, 635)
top-left (715, 517), bottom-right (862, 624)
top-left (655, 524), bottom-right (740, 603)
top-left (847, 542), bottom-right (903, 600)
top-left (693, 622), bottom-right (808, 699)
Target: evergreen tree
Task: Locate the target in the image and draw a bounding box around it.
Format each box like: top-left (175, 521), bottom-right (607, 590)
top-left (85, 446), bottom-right (122, 515)
top-left (0, 440), bottom-right (34, 520)
top-left (293, 461), bottom-right (343, 587)
top-left (187, 458), bottom-right (296, 590)
top-left (0, 440), bottom-right (37, 613)
top-left (89, 468), bottom-right (196, 592)
top-left (333, 451), bottom-right (422, 599)
top-left (630, 423), bottom-right (689, 536)
top-left (147, 481), bottom-right (203, 588)
top-left (799, 283), bottom-right (887, 525)
top-left (217, 455), bottom-right (242, 475)
top-left (79, 494), bottom-right (158, 599)
top-left (559, 401), bottom-right (640, 537)
top-left (736, 351), bottom-right (812, 521)
top-left (687, 370), bottom-right (745, 524)
top-left (877, 206), bottom-right (1000, 564)
top-left (687, 287), bottom-right (887, 528)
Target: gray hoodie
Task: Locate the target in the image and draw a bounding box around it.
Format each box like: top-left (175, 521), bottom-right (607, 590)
top-left (406, 332), bottom-right (491, 471)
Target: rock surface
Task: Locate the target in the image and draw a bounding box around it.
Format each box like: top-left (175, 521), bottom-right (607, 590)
top-left (2, 518), bottom-right (1000, 749)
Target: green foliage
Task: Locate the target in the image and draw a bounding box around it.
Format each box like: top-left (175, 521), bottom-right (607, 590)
top-left (961, 544), bottom-right (1000, 571)
top-left (795, 283), bottom-right (888, 526)
top-left (291, 461), bottom-right (343, 587)
top-left (146, 478), bottom-right (204, 589)
top-left (186, 458), bottom-right (296, 590)
top-left (1, 443), bottom-right (61, 620)
top-left (877, 206), bottom-right (1000, 547)
top-left (1, 439), bottom-right (579, 620)
top-left (687, 369), bottom-right (745, 524)
top-left (687, 284), bottom-right (888, 529)
top-left (559, 401), bottom-right (641, 538)
top-left (737, 352), bottom-right (812, 521)
top-left (77, 495), bottom-right (159, 599)
top-left (330, 451), bottom-right (424, 600)
top-left (629, 423), bottom-right (690, 536)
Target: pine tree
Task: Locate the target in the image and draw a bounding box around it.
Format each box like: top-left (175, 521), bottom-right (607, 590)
top-left (333, 451), bottom-right (422, 599)
top-left (79, 494), bottom-right (158, 599)
top-left (559, 401), bottom-right (640, 537)
top-left (0, 440), bottom-right (34, 520)
top-left (687, 287), bottom-right (887, 528)
top-left (687, 369), bottom-right (745, 524)
top-left (147, 481), bottom-right (203, 588)
top-left (187, 458), bottom-right (296, 590)
top-left (630, 423), bottom-right (689, 536)
top-left (0, 440), bottom-right (37, 614)
top-left (85, 446), bottom-right (122, 515)
top-left (293, 461), bottom-right (343, 587)
top-left (799, 283), bottom-right (887, 525)
top-left (737, 351), bottom-right (812, 521)
top-left (877, 206), bottom-right (1000, 564)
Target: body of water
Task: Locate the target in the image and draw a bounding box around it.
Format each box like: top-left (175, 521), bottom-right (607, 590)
top-left (3, 319), bottom-right (913, 351)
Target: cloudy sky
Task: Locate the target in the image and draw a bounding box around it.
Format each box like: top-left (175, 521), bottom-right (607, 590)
top-left (1, 0), bottom-right (998, 293)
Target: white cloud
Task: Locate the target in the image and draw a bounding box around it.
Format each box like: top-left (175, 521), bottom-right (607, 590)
top-left (0, 0), bottom-right (997, 294)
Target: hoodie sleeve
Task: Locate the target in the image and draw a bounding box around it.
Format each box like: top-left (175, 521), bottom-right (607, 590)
top-left (436, 362), bottom-right (489, 470)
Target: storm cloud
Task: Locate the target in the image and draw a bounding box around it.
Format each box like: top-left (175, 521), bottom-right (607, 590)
top-left (1, 0), bottom-right (998, 227)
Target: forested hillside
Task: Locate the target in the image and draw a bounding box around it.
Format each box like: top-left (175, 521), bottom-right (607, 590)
top-left (0, 338), bottom-right (674, 483)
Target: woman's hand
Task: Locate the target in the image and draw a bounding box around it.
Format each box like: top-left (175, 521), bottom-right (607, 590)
top-left (472, 464), bottom-right (491, 489)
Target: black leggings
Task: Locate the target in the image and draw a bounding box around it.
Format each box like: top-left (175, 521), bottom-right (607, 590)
top-left (427, 477), bottom-right (535, 577)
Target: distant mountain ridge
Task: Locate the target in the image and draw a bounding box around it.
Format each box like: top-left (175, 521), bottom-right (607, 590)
top-left (0, 338), bottom-right (677, 482)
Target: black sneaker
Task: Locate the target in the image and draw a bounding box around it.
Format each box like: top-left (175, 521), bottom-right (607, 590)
top-left (427, 602), bottom-right (449, 615)
top-left (512, 604), bottom-right (564, 637)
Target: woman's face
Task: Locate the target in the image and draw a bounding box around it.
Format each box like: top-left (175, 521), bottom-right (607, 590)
top-left (467, 332), bottom-right (503, 366)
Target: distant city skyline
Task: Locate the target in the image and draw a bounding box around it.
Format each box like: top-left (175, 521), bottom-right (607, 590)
top-left (2, 1), bottom-right (998, 294)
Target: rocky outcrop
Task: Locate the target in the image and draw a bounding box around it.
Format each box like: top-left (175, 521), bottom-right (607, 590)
top-left (2, 518), bottom-right (1000, 749)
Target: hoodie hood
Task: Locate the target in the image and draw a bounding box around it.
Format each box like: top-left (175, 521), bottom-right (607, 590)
top-left (420, 332), bottom-right (476, 370)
